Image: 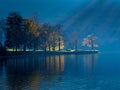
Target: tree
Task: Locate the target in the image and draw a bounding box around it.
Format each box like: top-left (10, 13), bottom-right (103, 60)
top-left (40, 23), bottom-right (51, 51)
top-left (20, 19), bottom-right (30, 51)
top-left (39, 23), bottom-right (64, 51)
top-left (23, 19), bottom-right (40, 51)
top-left (47, 24), bottom-right (64, 51)
top-left (5, 12), bottom-right (23, 51)
top-left (54, 24), bottom-right (63, 51)
top-left (82, 34), bottom-right (98, 50)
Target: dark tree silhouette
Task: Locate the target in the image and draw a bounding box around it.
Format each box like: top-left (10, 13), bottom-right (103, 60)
top-left (5, 12), bottom-right (23, 51)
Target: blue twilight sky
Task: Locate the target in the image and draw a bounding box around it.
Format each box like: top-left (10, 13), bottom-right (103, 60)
top-left (1, 0), bottom-right (120, 51)
top-left (0, 0), bottom-right (90, 23)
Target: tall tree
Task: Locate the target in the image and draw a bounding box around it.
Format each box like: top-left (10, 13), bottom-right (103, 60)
top-left (40, 23), bottom-right (51, 51)
top-left (54, 24), bottom-right (63, 51)
top-left (44, 24), bottom-right (65, 51)
top-left (5, 12), bottom-right (23, 51)
top-left (24, 19), bottom-right (40, 51)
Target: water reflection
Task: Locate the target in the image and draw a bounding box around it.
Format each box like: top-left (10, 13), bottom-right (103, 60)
top-left (45, 55), bottom-right (64, 75)
top-left (0, 54), bottom-right (98, 90)
top-left (83, 54), bottom-right (98, 74)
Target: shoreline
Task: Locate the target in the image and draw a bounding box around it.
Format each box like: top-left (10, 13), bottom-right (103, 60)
top-left (2, 50), bottom-right (99, 57)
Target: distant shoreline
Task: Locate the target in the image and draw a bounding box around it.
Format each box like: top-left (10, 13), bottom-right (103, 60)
top-left (1, 50), bottom-right (99, 57)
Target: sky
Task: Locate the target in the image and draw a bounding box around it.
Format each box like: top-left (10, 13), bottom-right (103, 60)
top-left (0, 0), bottom-right (90, 23)
top-left (0, 0), bottom-right (120, 51)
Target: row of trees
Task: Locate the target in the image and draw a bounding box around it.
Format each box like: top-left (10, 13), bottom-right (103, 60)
top-left (0, 12), bottom-right (64, 51)
top-left (0, 12), bottom-right (98, 52)
top-left (67, 34), bottom-right (98, 51)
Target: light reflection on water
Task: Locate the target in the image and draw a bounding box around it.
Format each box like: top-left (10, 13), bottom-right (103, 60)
top-left (0, 53), bottom-right (120, 90)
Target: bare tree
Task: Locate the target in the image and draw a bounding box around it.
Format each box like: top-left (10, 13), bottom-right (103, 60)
top-left (82, 34), bottom-right (98, 50)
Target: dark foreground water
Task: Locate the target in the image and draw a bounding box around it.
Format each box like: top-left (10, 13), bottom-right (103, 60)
top-left (0, 53), bottom-right (120, 90)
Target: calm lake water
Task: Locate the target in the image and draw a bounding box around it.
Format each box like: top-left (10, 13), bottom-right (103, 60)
top-left (0, 53), bottom-right (120, 90)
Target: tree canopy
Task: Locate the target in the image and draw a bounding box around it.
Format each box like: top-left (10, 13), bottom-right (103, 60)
top-left (0, 12), bottom-right (64, 51)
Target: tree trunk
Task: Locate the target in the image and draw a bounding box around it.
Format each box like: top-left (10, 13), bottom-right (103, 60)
top-left (45, 47), bottom-right (47, 52)
top-left (91, 40), bottom-right (94, 50)
top-left (44, 44), bottom-right (47, 52)
top-left (58, 38), bottom-right (61, 51)
top-left (53, 41), bottom-right (56, 51)
top-left (49, 44), bottom-right (51, 51)
top-left (23, 45), bottom-right (26, 51)
top-left (13, 48), bottom-right (15, 52)
top-left (53, 45), bottom-right (55, 51)
top-left (15, 46), bottom-right (17, 52)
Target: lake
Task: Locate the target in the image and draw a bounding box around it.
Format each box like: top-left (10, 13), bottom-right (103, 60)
top-left (0, 53), bottom-right (120, 90)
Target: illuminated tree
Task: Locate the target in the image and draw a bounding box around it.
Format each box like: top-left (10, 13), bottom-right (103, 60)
top-left (82, 34), bottom-right (98, 50)
top-left (39, 23), bottom-right (64, 51)
top-left (46, 24), bottom-right (64, 51)
top-left (54, 24), bottom-right (63, 51)
top-left (23, 19), bottom-right (40, 51)
top-left (39, 23), bottom-right (51, 51)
